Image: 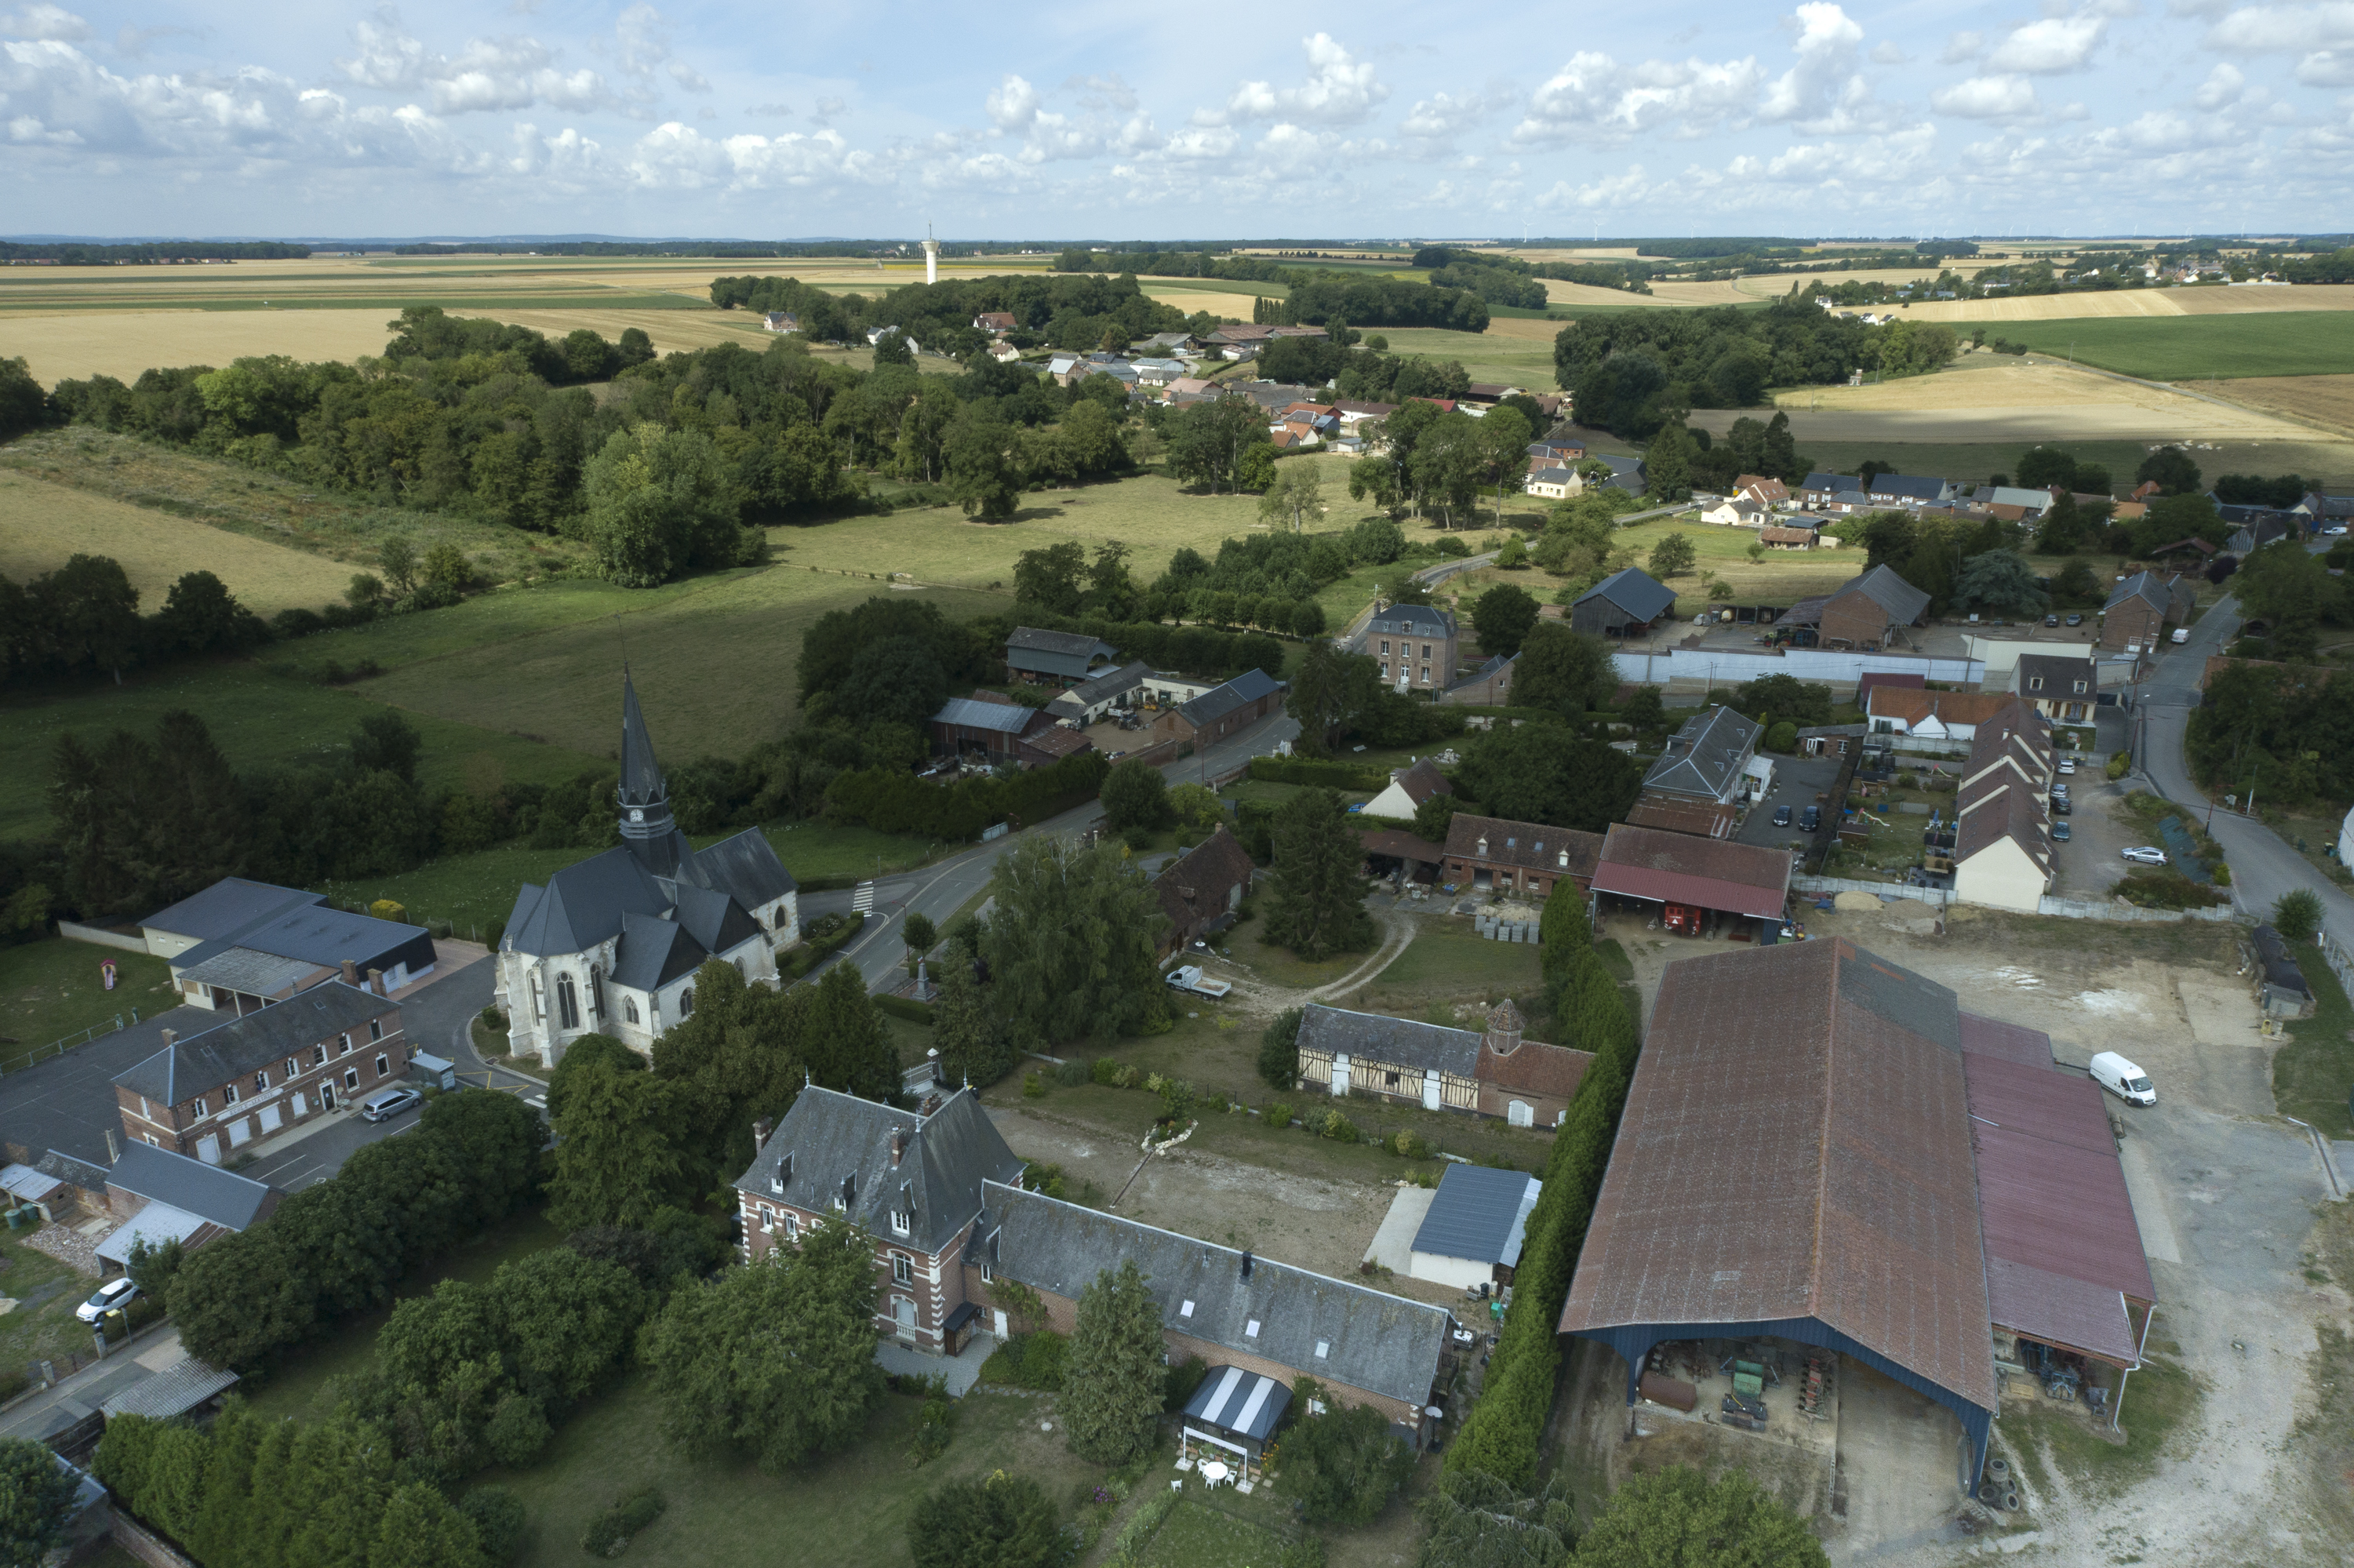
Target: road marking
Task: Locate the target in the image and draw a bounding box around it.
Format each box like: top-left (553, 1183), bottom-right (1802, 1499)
top-left (526, 1094), bottom-right (547, 1108)
top-left (852, 881), bottom-right (875, 912)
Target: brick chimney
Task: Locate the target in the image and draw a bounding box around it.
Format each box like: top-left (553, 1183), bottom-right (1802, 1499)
top-left (1485, 998), bottom-right (1523, 1058)
top-left (340, 959), bottom-right (359, 986)
top-left (366, 968), bottom-right (384, 996)
top-left (159, 1028), bottom-right (176, 1048)
top-left (751, 1117), bottom-right (773, 1152)
top-left (890, 1127), bottom-right (907, 1167)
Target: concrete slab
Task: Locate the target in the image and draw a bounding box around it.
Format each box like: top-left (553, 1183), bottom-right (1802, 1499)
top-left (875, 1330), bottom-right (997, 1398)
top-left (1363, 1185), bottom-right (1436, 1274)
top-left (1829, 1362), bottom-right (1969, 1559)
top-left (2117, 1137), bottom-right (2184, 1265)
top-left (132, 1336), bottom-right (187, 1374)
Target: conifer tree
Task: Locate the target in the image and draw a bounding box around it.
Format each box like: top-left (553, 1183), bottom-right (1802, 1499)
top-left (1060, 1261), bottom-right (1166, 1464)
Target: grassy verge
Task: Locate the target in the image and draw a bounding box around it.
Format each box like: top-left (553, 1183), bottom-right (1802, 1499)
top-left (486, 1374), bottom-right (1104, 1568)
top-left (2001, 1341), bottom-right (2200, 1500)
top-left (1133, 1497), bottom-right (1294, 1568)
top-left (241, 1206), bottom-right (566, 1421)
top-left (0, 1228), bottom-right (111, 1376)
top-left (1219, 921), bottom-right (1376, 993)
top-left (0, 938), bottom-right (177, 1064)
top-left (1370, 919), bottom-right (1544, 1002)
top-left (2274, 940), bottom-right (2354, 1138)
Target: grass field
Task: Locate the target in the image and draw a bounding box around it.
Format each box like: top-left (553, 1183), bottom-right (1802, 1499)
top-left (1133, 1498), bottom-right (1297, 1568)
top-left (0, 661), bottom-right (604, 842)
top-left (1369, 919), bottom-right (1543, 1003)
top-left (1970, 312), bottom-right (2354, 381)
top-left (0, 467), bottom-right (358, 613)
top-left (0, 937), bottom-right (176, 1060)
top-left (2273, 940), bottom-right (2353, 1138)
top-left (0, 1228), bottom-right (114, 1374)
top-left (0, 427), bottom-right (595, 586)
top-left (1376, 327), bottom-right (1562, 388)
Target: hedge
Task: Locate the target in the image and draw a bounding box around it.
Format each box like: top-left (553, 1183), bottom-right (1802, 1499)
top-left (875, 995), bottom-right (935, 1025)
top-left (786, 911), bottom-right (867, 979)
top-left (1249, 755), bottom-right (1388, 791)
top-left (984, 611), bottom-right (1287, 684)
top-left (825, 750), bottom-right (1111, 840)
top-left (1444, 923), bottom-right (1642, 1488)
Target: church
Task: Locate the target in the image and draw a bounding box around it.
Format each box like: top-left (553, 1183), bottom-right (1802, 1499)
top-left (497, 674), bottom-right (800, 1066)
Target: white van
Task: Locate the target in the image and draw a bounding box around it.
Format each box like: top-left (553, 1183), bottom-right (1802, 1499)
top-left (2089, 1051), bottom-right (2156, 1107)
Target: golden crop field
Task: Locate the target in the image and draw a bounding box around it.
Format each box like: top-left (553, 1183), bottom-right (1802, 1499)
top-left (2203, 374), bottom-right (2354, 438)
top-left (1140, 289), bottom-right (1271, 320)
top-left (0, 468), bottom-right (356, 611)
top-left (1894, 284), bottom-right (2354, 323)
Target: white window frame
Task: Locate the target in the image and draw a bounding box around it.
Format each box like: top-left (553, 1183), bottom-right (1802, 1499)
top-left (375, 1053), bottom-right (390, 1079)
top-left (191, 1096), bottom-right (207, 1119)
top-left (369, 1018), bottom-right (384, 1042)
top-left (892, 1253), bottom-right (913, 1286)
top-left (343, 1068), bottom-right (358, 1092)
top-left (338, 1033), bottom-right (351, 1056)
top-left (255, 1070), bottom-right (270, 1090)
top-left (224, 1083), bottom-right (239, 1105)
top-left (891, 1210), bottom-right (911, 1237)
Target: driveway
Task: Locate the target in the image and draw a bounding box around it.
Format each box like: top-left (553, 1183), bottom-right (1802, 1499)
top-left (1734, 752), bottom-right (1844, 854)
top-left (2049, 774), bottom-right (2134, 897)
top-left (2139, 586), bottom-right (2354, 946)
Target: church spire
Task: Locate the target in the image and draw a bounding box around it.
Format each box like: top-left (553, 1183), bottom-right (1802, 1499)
top-left (617, 668), bottom-right (680, 867)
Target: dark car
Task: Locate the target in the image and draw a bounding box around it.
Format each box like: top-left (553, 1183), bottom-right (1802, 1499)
top-left (2053, 820), bottom-right (2072, 841)
top-left (1800, 805), bottom-right (1822, 833)
top-left (2050, 794), bottom-right (2071, 815)
top-left (2043, 614), bottom-right (2060, 628)
top-left (1772, 805), bottom-right (1792, 828)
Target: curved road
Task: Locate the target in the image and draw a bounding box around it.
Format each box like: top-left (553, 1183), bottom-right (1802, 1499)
top-left (2135, 574), bottom-right (2354, 954)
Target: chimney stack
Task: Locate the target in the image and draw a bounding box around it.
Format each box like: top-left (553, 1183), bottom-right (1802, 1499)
top-left (890, 1128), bottom-right (907, 1167)
top-left (340, 959), bottom-right (359, 986)
top-left (1239, 1248), bottom-right (1253, 1281)
top-left (366, 968), bottom-right (384, 996)
top-left (752, 1118), bottom-right (773, 1152)
top-left (159, 1028), bottom-right (176, 1048)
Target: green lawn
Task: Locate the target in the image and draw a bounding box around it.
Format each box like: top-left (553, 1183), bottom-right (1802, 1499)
top-left (1370, 919), bottom-right (1544, 1003)
top-left (0, 661), bottom-right (604, 844)
top-left (317, 820), bottom-right (948, 939)
top-left (2274, 940), bottom-right (2354, 1138)
top-left (1970, 311), bottom-right (2354, 380)
top-left (0, 937), bottom-right (176, 1061)
top-left (1133, 1497), bottom-right (1296, 1568)
top-left (486, 1373), bottom-right (1105, 1568)
top-left (242, 1206), bottom-right (566, 1421)
top-left (0, 1228), bottom-right (112, 1377)
top-left (1376, 327), bottom-right (1563, 389)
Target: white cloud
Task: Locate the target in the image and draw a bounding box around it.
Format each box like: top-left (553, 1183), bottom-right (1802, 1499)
top-left (2205, 2), bottom-right (2354, 51)
top-left (1758, 2), bottom-right (1879, 129)
top-left (2197, 60), bottom-right (2247, 104)
top-left (623, 120), bottom-right (876, 190)
top-left (1221, 34), bottom-right (1387, 125)
top-left (1536, 164), bottom-right (1652, 208)
top-left (1989, 16), bottom-right (2106, 72)
top-left (1, 4), bottom-right (86, 41)
top-left (1870, 42), bottom-right (1911, 64)
top-left (1940, 31), bottom-right (1985, 63)
top-left (1514, 49), bottom-right (1766, 142)
top-left (337, 19), bottom-right (614, 115)
top-left (2298, 46), bottom-right (2354, 79)
top-left (985, 73), bottom-right (1040, 130)
top-left (1933, 75), bottom-right (2040, 118)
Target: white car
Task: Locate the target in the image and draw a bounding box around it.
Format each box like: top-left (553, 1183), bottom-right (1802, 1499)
top-left (2056, 758), bottom-right (2076, 774)
top-left (2121, 846), bottom-right (2168, 866)
top-left (76, 1277), bottom-right (139, 1324)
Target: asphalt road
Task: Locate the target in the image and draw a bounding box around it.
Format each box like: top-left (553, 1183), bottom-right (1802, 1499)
top-left (808, 707), bottom-right (1300, 995)
top-left (2136, 581), bottom-right (2354, 953)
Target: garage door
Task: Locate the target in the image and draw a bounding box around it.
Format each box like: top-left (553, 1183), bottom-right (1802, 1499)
top-left (227, 1117), bottom-right (253, 1148)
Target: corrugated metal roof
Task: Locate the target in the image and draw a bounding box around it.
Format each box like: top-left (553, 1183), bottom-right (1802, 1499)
top-left (141, 879), bottom-right (323, 943)
top-left (1411, 1165), bottom-right (1541, 1267)
top-left (1591, 824), bottom-right (1791, 919)
top-left (1559, 938), bottom-right (1999, 1413)
top-left (932, 697), bottom-right (1041, 734)
top-left (102, 1359), bottom-right (238, 1421)
top-left (1574, 568), bottom-right (1677, 624)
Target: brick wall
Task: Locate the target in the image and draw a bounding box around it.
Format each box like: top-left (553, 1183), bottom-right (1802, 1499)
top-left (2102, 601), bottom-right (2163, 649)
top-left (740, 1193), bottom-right (974, 1350)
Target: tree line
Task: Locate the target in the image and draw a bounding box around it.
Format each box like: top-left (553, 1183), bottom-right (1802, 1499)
top-left (0, 240), bottom-right (309, 264)
top-left (711, 270), bottom-right (1200, 360)
top-left (1250, 272), bottom-right (1492, 331)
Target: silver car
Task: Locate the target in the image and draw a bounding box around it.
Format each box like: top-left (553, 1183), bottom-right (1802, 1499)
top-left (362, 1087), bottom-right (423, 1122)
top-left (2120, 846), bottom-right (2168, 866)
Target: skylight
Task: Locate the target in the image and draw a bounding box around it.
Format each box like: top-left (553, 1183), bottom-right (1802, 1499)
top-left (1180, 1300), bottom-right (1194, 1318)
top-left (1245, 1319), bottom-right (1261, 1338)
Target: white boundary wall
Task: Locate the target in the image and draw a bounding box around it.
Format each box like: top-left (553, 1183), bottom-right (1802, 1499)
top-left (1612, 647), bottom-right (1984, 690)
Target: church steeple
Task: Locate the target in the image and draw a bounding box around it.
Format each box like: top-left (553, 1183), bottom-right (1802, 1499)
top-left (617, 668), bottom-right (680, 868)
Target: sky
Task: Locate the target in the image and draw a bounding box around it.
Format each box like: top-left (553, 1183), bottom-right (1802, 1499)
top-left (2, 2), bottom-right (2350, 241)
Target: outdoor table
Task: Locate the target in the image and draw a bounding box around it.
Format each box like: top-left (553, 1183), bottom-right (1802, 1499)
top-left (1200, 1461), bottom-right (1229, 1487)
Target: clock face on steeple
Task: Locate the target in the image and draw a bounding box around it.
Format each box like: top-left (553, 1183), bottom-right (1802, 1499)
top-left (631, 809), bottom-right (644, 823)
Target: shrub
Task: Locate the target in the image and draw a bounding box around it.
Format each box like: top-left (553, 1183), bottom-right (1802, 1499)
top-left (1018, 1330), bottom-right (1070, 1391)
top-left (2272, 887), bottom-right (2324, 944)
top-left (1266, 1101), bottom-right (1294, 1130)
top-left (1022, 1072), bottom-right (1046, 1099)
top-left (461, 1487), bottom-right (527, 1564)
top-left (2117, 872), bottom-right (2229, 910)
top-left (1319, 1109), bottom-right (1359, 1143)
top-left (1162, 1355), bottom-right (1210, 1413)
top-left (1764, 720), bottom-right (1798, 753)
top-left (1091, 1057), bottom-right (1126, 1086)
top-left (874, 995), bottom-right (934, 1025)
top-left (580, 1486), bottom-right (666, 1555)
top-left (2107, 750), bottom-right (2131, 781)
top-left (1053, 1057), bottom-right (1090, 1087)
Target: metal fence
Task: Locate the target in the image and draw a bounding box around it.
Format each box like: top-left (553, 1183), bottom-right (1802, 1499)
top-left (1, 1013), bottom-right (133, 1076)
top-left (2319, 933), bottom-right (2354, 1005)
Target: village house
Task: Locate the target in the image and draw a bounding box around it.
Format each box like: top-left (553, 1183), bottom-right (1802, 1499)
top-left (1296, 999), bottom-right (1593, 1129)
top-left (762, 311), bottom-right (800, 333)
top-left (1781, 565), bottom-right (1932, 650)
top-left (1759, 524), bottom-right (1819, 551)
top-left (1734, 475), bottom-right (1791, 509)
top-left (138, 879), bottom-right (438, 1017)
top-left (1865, 688), bottom-right (2023, 744)
top-left (1152, 826), bottom-right (1256, 957)
top-left (1363, 758), bottom-right (1452, 823)
top-left (734, 1086), bottom-right (1025, 1355)
top-left (2101, 571), bottom-right (2194, 652)
top-left (1699, 495), bottom-right (1770, 527)
top-left (1044, 660), bottom-right (1153, 725)
top-left (1440, 815), bottom-right (1603, 900)
top-left (929, 693), bottom-right (1066, 767)
top-left (2013, 653), bottom-right (2099, 722)
top-left (1524, 467), bottom-right (1578, 500)
top-left (500, 677), bottom-right (797, 1066)
top-left (114, 976), bottom-right (406, 1164)
top-left (1161, 669), bottom-right (1286, 748)
top-left (95, 1143), bottom-right (278, 1278)
top-left (1004, 627), bottom-right (1118, 686)
top-left (973, 311), bottom-right (1017, 335)
top-left (1441, 652), bottom-right (1515, 706)
top-left (1568, 567), bottom-right (1677, 639)
top-left (1952, 700), bottom-right (2055, 914)
top-left (1865, 473), bottom-right (1957, 507)
top-left (1351, 602), bottom-right (1457, 692)
top-left (1627, 705), bottom-right (1766, 839)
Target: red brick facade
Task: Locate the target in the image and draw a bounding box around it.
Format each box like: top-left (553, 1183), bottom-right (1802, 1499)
top-left (115, 1006), bottom-right (407, 1163)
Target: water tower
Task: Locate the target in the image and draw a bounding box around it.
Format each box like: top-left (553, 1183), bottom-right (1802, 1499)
top-left (922, 224), bottom-right (939, 286)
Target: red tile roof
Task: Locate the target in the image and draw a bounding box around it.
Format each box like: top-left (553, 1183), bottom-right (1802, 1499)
top-left (1624, 795), bottom-right (1736, 839)
top-left (1590, 824), bottom-right (1790, 919)
top-left (1443, 815), bottom-right (1603, 881)
top-left (1476, 1039), bottom-right (1592, 1102)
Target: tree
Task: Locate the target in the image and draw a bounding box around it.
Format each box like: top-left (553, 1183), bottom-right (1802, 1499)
top-left (369, 1481), bottom-right (492, 1568)
top-left (0, 357), bottom-right (48, 442)
top-left (547, 1049), bottom-right (708, 1231)
top-left (2234, 540), bottom-right (2345, 636)
top-left (151, 570), bottom-right (267, 657)
top-left (2272, 888), bottom-right (2323, 944)
top-left (1647, 533), bottom-right (1697, 579)
top-left (1013, 541), bottom-right (1086, 614)
top-left (901, 911), bottom-right (938, 974)
top-left (489, 1248), bottom-right (645, 1406)
top-left (1281, 1403), bottom-right (1416, 1525)
top-left (908, 1473), bottom-right (1064, 1568)
top-left (1257, 464), bottom-right (1326, 532)
top-left (1258, 1006), bottom-right (1303, 1090)
top-left (0, 1435), bottom-right (79, 1568)
top-left (581, 424), bottom-right (748, 588)
top-left (1284, 641), bottom-right (1381, 754)
top-left (1264, 788), bottom-right (1375, 960)
top-left (379, 537), bottom-right (420, 598)
top-left (947, 409), bottom-right (1023, 519)
top-left (1511, 624), bottom-right (1613, 716)
top-left (1573, 1464), bottom-right (1828, 1568)
top-left (1726, 674), bottom-right (1832, 729)
top-left (638, 1217), bottom-right (884, 1472)
top-left (2053, 557), bottom-right (2099, 604)
top-left (1952, 550), bottom-right (2050, 618)
top-left (872, 329), bottom-right (915, 367)
top-left (932, 937), bottom-right (1015, 1087)
top-left (1642, 420), bottom-right (1696, 502)
top-left (1412, 789), bottom-right (1457, 844)
top-left (1472, 583), bottom-right (1541, 658)
top-left (1618, 685), bottom-right (1664, 733)
top-left (2136, 446), bottom-right (2202, 496)
top-left (1416, 1469), bottom-right (1576, 1568)
top-left (828, 637), bottom-right (948, 730)
top-left (981, 837), bottom-right (1169, 1048)
top-left (2016, 445), bottom-right (2080, 492)
top-left (351, 711), bottom-right (423, 783)
top-left (1061, 1260), bottom-right (1168, 1464)
top-left (1457, 722), bottom-right (1642, 831)
top-left (1099, 758), bottom-right (1173, 833)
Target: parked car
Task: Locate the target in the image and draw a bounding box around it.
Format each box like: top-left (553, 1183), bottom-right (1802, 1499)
top-left (2052, 820), bottom-right (2072, 841)
top-left (2050, 795), bottom-right (2071, 814)
top-left (361, 1087), bottom-right (422, 1123)
top-left (2057, 757), bottom-right (2076, 774)
top-left (2089, 1050), bottom-right (2156, 1107)
top-left (1799, 805), bottom-right (1822, 833)
top-left (76, 1277), bottom-right (139, 1324)
top-left (1772, 805), bottom-right (1792, 828)
top-left (2043, 614), bottom-right (2060, 628)
top-left (2171, 628), bottom-right (2189, 643)
top-left (2121, 846), bottom-right (2168, 865)
top-left (1163, 965), bottom-right (1232, 999)
top-left (2065, 613), bottom-right (2084, 626)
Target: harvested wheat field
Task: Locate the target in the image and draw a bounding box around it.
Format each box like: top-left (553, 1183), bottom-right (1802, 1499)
top-left (1897, 284), bottom-right (2354, 323)
top-left (0, 469), bottom-right (356, 612)
top-left (0, 311), bottom-right (406, 383)
top-left (2204, 375), bottom-right (2354, 436)
top-left (1140, 289), bottom-right (1271, 320)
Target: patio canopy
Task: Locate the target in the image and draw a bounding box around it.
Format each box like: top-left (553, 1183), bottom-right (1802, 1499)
top-left (1182, 1366), bottom-right (1293, 1443)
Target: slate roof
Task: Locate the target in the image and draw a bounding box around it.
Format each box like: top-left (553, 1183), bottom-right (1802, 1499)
top-left (734, 1086), bottom-right (1024, 1257)
top-left (1392, 759), bottom-right (1453, 807)
top-left (1559, 939), bottom-right (1999, 1413)
top-left (2015, 654), bottom-right (2097, 701)
top-left (504, 849), bottom-right (671, 959)
top-left (168, 901), bottom-right (430, 978)
top-left (1955, 781), bottom-right (2050, 871)
top-left (1574, 567), bottom-right (1678, 625)
top-left (1297, 1004), bottom-right (1480, 1079)
top-left (1358, 828), bottom-right (1447, 864)
top-left (1046, 660), bottom-right (1153, 715)
top-left (1004, 627), bottom-right (1117, 677)
top-left (1591, 824), bottom-right (1792, 919)
top-left (1641, 705), bottom-right (1761, 802)
top-left (619, 671), bottom-right (666, 809)
top-left (1443, 815), bottom-right (1603, 881)
top-left (1176, 668), bottom-right (1283, 729)
top-left (1411, 1165), bottom-right (1541, 1268)
top-left (142, 879), bottom-right (323, 943)
top-left (1843, 565), bottom-right (1933, 625)
top-left (2105, 570), bottom-right (2172, 614)
top-left (933, 697), bottom-right (1045, 734)
top-left (105, 1142), bottom-right (275, 1229)
top-left (1799, 471), bottom-right (1849, 493)
top-left (1364, 603), bottom-right (1454, 640)
top-left (982, 1180), bottom-right (1450, 1408)
top-left (609, 911), bottom-right (709, 993)
top-left (676, 828), bottom-right (798, 909)
top-left (114, 980), bottom-right (399, 1104)
top-left (1869, 474), bottom-right (1949, 502)
top-left (670, 882), bottom-right (760, 959)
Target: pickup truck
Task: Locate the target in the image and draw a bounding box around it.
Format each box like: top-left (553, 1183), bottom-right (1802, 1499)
top-left (1164, 965), bottom-right (1232, 999)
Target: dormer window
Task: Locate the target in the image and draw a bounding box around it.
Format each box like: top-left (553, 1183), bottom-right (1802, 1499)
top-left (892, 1210), bottom-right (911, 1237)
